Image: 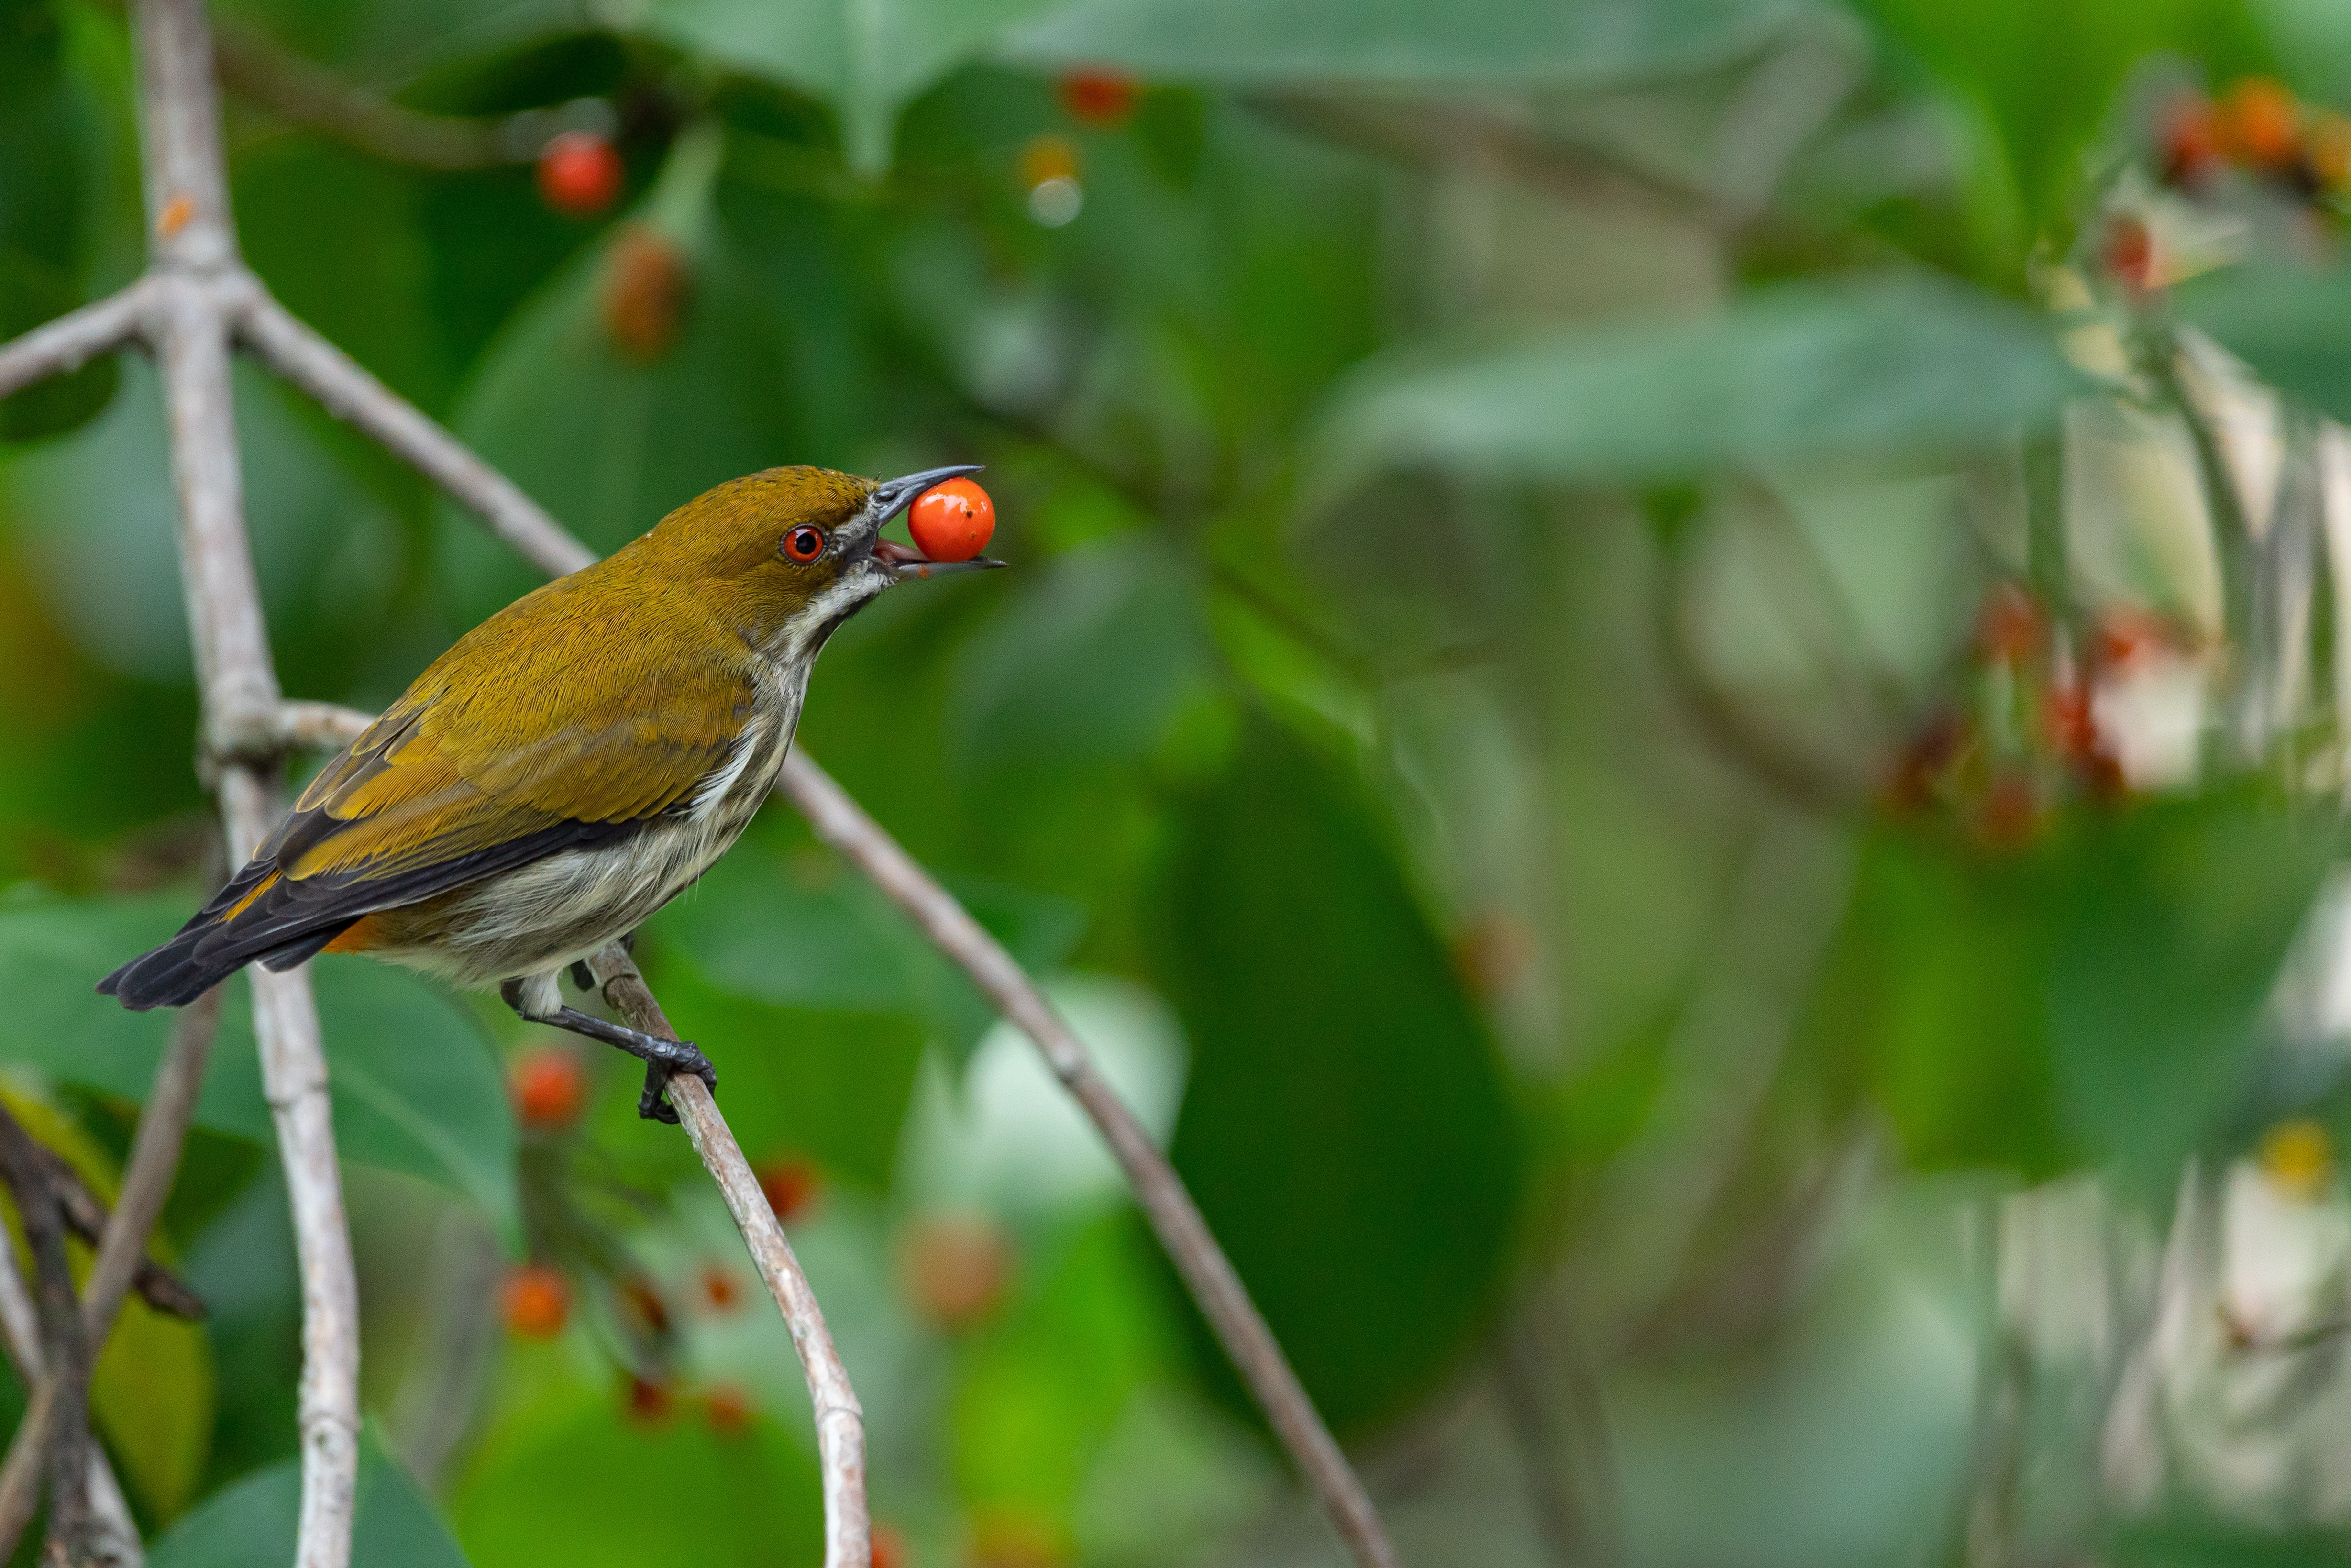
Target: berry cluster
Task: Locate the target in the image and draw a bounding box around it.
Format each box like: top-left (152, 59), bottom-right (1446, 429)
top-left (2159, 78), bottom-right (2351, 199)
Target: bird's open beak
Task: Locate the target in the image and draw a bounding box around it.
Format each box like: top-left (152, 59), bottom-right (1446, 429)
top-left (868, 464), bottom-right (1007, 578)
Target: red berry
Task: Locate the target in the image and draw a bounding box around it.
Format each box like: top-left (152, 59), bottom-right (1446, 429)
top-left (703, 1382), bottom-right (753, 1437)
top-left (2160, 94), bottom-right (2222, 183)
top-left (538, 131), bottom-right (624, 217)
top-left (870, 1524), bottom-right (908, 1568)
top-left (897, 1213), bottom-right (1015, 1331)
top-left (510, 1048), bottom-right (586, 1130)
top-left (1058, 71), bottom-right (1139, 127)
top-left (697, 1263), bottom-right (743, 1314)
top-left (502, 1264), bottom-right (570, 1339)
top-left (907, 478), bottom-right (996, 564)
top-left (754, 1155), bottom-right (824, 1224)
top-left (2103, 215), bottom-right (2152, 293)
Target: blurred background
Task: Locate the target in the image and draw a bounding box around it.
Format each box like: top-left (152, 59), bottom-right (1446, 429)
top-left (10, 0), bottom-right (2351, 1564)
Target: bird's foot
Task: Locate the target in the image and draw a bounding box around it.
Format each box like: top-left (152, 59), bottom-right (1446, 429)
top-left (506, 991), bottom-right (717, 1126)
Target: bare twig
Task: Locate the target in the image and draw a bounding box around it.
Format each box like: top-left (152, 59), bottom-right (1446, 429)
top-left (585, 944), bottom-right (871, 1568)
top-left (0, 994), bottom-right (219, 1563)
top-left (11, 1139), bottom-right (205, 1320)
top-left (132, 2), bottom-right (362, 1563)
top-left (0, 1104), bottom-right (97, 1565)
top-left (212, 20), bottom-right (513, 170)
top-left (0, 1235), bottom-right (140, 1567)
top-left (0, 282), bottom-right (151, 403)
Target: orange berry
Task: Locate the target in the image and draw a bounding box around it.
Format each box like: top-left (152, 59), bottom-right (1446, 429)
top-left (601, 227), bottom-right (689, 364)
top-left (501, 1264), bottom-right (570, 1339)
top-left (2220, 77), bottom-right (2301, 169)
top-left (624, 1373), bottom-right (673, 1425)
top-left (898, 1213), bottom-right (1015, 1331)
top-left (703, 1382), bottom-right (754, 1436)
top-left (510, 1048), bottom-right (587, 1130)
top-left (2094, 604), bottom-right (2174, 669)
top-left (538, 130), bottom-right (624, 217)
top-left (754, 1155), bottom-right (824, 1224)
top-left (967, 1508), bottom-right (1066, 1568)
top-left (871, 1524), bottom-right (909, 1568)
top-left (908, 478), bottom-right (996, 563)
top-left (697, 1263), bottom-right (743, 1314)
top-left (1058, 71), bottom-right (1139, 127)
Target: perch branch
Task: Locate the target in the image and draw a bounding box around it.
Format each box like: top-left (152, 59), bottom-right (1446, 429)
top-left (234, 274), bottom-right (1400, 1563)
top-left (585, 945), bottom-right (870, 1568)
top-left (212, 20), bottom-right (519, 170)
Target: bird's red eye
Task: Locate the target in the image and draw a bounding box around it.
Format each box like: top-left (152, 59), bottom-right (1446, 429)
top-left (783, 526), bottom-right (825, 563)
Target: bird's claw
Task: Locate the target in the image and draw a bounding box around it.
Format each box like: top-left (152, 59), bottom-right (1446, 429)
top-left (633, 1039), bottom-right (716, 1124)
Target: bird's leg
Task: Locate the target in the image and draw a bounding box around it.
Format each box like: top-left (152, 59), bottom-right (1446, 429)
top-left (500, 974), bottom-right (715, 1125)
top-left (566, 929), bottom-right (635, 994)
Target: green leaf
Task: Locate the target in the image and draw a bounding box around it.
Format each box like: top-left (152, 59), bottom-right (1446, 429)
top-left (452, 1392), bottom-right (821, 1568)
top-left (1149, 717), bottom-right (1519, 1437)
top-left (636, 0), bottom-right (1061, 175)
top-left (2046, 796), bottom-right (2338, 1192)
top-left (2107, 1513), bottom-right (2351, 1568)
top-left (651, 834), bottom-right (1087, 1064)
top-left (946, 534), bottom-right (1215, 781)
top-left (1001, 0), bottom-right (1807, 87)
top-left (0, 892), bottom-right (520, 1239)
top-left (1308, 276), bottom-right (2083, 497)
top-left (2177, 260), bottom-right (2351, 428)
top-left (149, 1433), bottom-right (471, 1568)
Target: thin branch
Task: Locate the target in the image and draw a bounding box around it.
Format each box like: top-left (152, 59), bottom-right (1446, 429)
top-left (0, 994), bottom-right (219, 1564)
top-left (585, 944), bottom-right (870, 1568)
top-left (132, 2), bottom-right (363, 1563)
top-left (773, 751), bottom-right (1401, 1568)
top-left (12, 1140), bottom-right (205, 1320)
top-left (0, 282), bottom-right (151, 403)
top-left (234, 288), bottom-right (595, 576)
top-left (0, 1233), bottom-right (140, 1567)
top-left (0, 1105), bottom-right (97, 1565)
top-left (212, 20), bottom-right (522, 171)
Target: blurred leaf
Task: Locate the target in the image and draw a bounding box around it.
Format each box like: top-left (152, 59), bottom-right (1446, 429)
top-left (639, 0), bottom-right (1061, 174)
top-left (0, 892), bottom-right (520, 1239)
top-left (0, 0), bottom-right (118, 442)
top-left (1149, 717), bottom-right (1518, 1437)
top-left (149, 1433), bottom-right (470, 1568)
top-left (1814, 831), bottom-right (2068, 1177)
top-left (2047, 795), bottom-right (2337, 1191)
top-left (952, 1217), bottom-right (1167, 1517)
top-left (2108, 1514), bottom-right (2351, 1568)
top-left (653, 832), bottom-right (1085, 1064)
top-left (1309, 276), bottom-right (2083, 497)
top-left (1003, 0), bottom-right (1807, 86)
top-left (1851, 0), bottom-right (2264, 229)
top-left (2177, 261), bottom-right (2351, 428)
top-left (452, 1392), bottom-right (820, 1568)
top-left (947, 534), bottom-right (1215, 780)
top-left (431, 176), bottom-right (801, 629)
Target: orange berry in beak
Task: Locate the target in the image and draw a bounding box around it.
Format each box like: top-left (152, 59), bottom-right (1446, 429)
top-left (908, 477), bottom-right (995, 563)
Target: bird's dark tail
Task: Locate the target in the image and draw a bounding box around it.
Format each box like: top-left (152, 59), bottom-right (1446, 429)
top-left (98, 860), bottom-right (355, 1010)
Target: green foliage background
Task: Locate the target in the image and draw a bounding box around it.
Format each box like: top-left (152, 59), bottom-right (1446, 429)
top-left (3, 0), bottom-right (2351, 1564)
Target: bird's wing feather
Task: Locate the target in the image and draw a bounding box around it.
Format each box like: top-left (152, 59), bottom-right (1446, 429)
top-left (102, 580), bottom-right (760, 1003)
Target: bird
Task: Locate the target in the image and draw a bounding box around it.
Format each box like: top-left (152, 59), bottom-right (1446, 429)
top-left (99, 464), bottom-right (1000, 1123)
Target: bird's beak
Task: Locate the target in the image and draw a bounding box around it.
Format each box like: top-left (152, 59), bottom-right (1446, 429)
top-left (867, 464), bottom-right (1007, 579)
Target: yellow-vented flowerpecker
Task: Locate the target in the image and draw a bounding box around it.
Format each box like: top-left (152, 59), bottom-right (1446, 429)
top-left (100, 464), bottom-right (1000, 1122)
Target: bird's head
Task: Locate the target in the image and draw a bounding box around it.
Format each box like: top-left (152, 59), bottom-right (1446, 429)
top-left (629, 464), bottom-right (1001, 658)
